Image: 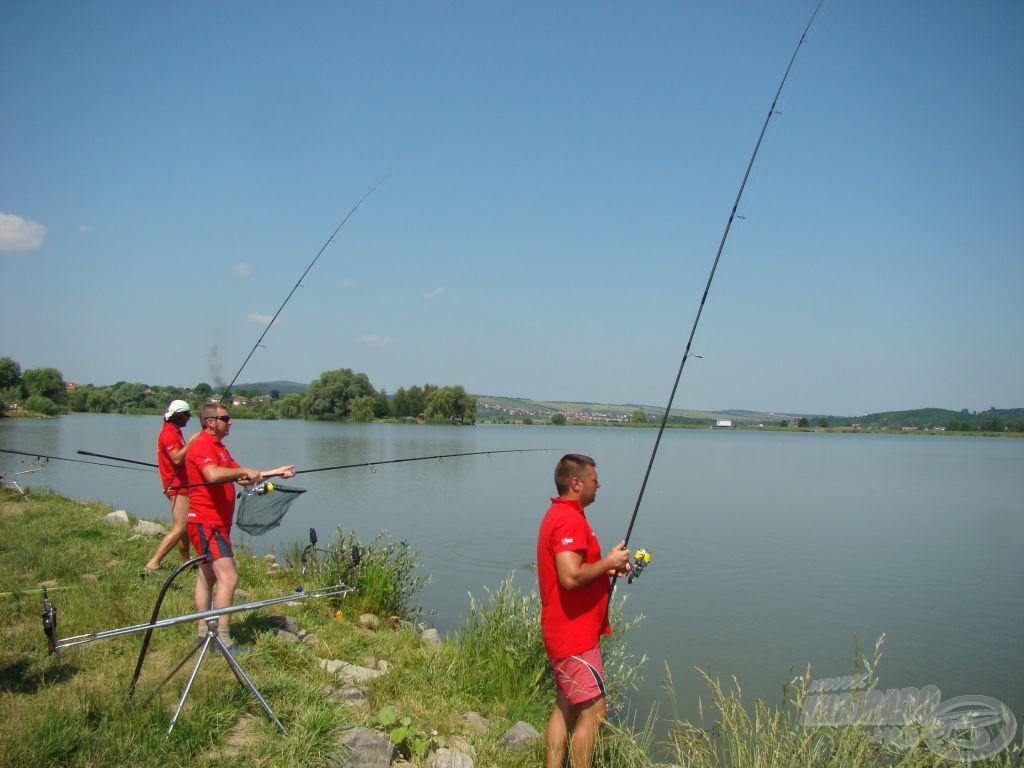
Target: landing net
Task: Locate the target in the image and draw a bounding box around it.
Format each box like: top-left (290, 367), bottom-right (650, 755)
top-left (235, 483), bottom-right (307, 536)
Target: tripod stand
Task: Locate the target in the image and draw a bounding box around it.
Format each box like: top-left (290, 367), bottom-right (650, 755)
top-left (143, 617), bottom-right (284, 734)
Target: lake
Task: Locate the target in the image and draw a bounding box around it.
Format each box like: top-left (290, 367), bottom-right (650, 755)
top-left (2, 413), bottom-right (1021, 729)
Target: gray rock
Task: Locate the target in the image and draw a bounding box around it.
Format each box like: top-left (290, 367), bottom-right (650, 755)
top-left (275, 629), bottom-right (301, 643)
top-left (359, 613), bottom-right (380, 631)
top-left (263, 553), bottom-right (277, 564)
top-left (448, 737), bottom-right (476, 757)
top-left (461, 712), bottom-right (491, 732)
top-left (319, 659), bottom-right (385, 683)
top-left (103, 510), bottom-right (130, 526)
top-left (37, 579), bottom-right (58, 589)
top-left (420, 628), bottom-right (441, 647)
top-left (331, 726), bottom-right (396, 768)
top-left (497, 721), bottom-right (541, 750)
top-left (427, 747), bottom-right (474, 768)
top-left (324, 685), bottom-right (369, 703)
top-left (133, 520), bottom-right (166, 537)
top-left (376, 659), bottom-right (390, 673)
top-left (127, 534), bottom-right (144, 542)
top-left (302, 633), bottom-right (320, 646)
top-left (267, 615), bottom-right (300, 634)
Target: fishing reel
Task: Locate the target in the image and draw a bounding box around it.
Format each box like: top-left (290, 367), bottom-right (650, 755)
top-left (627, 548), bottom-right (652, 584)
top-left (41, 587), bottom-right (58, 654)
top-left (249, 480), bottom-right (275, 496)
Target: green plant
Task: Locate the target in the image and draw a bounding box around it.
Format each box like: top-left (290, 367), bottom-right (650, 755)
top-left (306, 527), bottom-right (430, 620)
top-left (371, 706), bottom-right (432, 762)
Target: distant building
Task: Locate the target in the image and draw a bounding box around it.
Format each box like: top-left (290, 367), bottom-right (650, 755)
top-left (713, 419), bottom-right (734, 429)
top-left (232, 395), bottom-right (249, 407)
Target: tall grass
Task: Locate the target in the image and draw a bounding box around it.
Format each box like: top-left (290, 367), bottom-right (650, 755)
top-left (295, 526), bottom-right (431, 620)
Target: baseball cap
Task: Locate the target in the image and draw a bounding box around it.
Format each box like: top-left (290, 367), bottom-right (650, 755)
top-left (164, 399), bottom-right (192, 419)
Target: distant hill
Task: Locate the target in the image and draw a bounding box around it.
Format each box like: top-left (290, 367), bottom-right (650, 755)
top-left (826, 407), bottom-right (1024, 430)
top-left (475, 396), bottom-right (1024, 430)
top-left (234, 380), bottom-right (308, 396)
top-left (476, 396), bottom-right (787, 425)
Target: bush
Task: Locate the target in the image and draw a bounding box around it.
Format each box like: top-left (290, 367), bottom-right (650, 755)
top-left (305, 527), bottom-right (430, 620)
top-left (24, 395), bottom-right (59, 416)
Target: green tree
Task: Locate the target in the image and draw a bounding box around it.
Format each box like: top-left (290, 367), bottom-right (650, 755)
top-left (22, 367), bottom-right (67, 404)
top-left (193, 382), bottom-right (213, 400)
top-left (797, 417), bottom-right (809, 428)
top-left (374, 389), bottom-right (390, 418)
top-left (425, 387), bottom-right (457, 421)
top-left (68, 385), bottom-right (94, 412)
top-left (550, 413), bottom-right (567, 426)
top-left (270, 389), bottom-right (281, 400)
top-left (779, 419), bottom-right (790, 428)
top-left (304, 368), bottom-right (376, 419)
top-left (631, 409), bottom-right (647, 424)
top-left (86, 389), bottom-right (113, 413)
top-left (392, 387), bottom-right (409, 417)
top-left (818, 417), bottom-right (830, 428)
top-left (348, 395), bottom-right (377, 422)
top-left (278, 392), bottom-right (304, 419)
top-left (24, 395), bottom-right (59, 416)
top-left (0, 357), bottom-right (22, 393)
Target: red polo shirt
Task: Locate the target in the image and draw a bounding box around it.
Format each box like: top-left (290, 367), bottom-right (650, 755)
top-left (537, 497), bottom-right (612, 659)
top-left (185, 430), bottom-right (239, 528)
top-left (157, 421), bottom-right (187, 496)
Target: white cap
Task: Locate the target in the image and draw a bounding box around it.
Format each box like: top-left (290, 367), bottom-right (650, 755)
top-left (164, 399), bottom-right (192, 419)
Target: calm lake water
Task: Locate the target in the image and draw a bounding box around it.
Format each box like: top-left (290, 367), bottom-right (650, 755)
top-left (2, 413), bottom-right (1021, 727)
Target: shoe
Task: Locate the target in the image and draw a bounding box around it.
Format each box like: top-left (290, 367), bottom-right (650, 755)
top-left (214, 637), bottom-right (250, 658)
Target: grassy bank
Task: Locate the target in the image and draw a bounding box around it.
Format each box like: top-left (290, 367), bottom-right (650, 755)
top-left (1, 489), bottom-right (1018, 767)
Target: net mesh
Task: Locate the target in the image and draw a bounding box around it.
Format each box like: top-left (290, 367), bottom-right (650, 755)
top-left (235, 483), bottom-right (307, 536)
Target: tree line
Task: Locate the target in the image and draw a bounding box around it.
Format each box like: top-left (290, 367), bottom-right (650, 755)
top-left (0, 357), bottom-right (475, 425)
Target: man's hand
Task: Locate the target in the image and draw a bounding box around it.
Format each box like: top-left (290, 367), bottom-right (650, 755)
top-left (605, 540), bottom-right (631, 577)
top-left (264, 465), bottom-right (296, 479)
top-left (236, 468), bottom-right (262, 486)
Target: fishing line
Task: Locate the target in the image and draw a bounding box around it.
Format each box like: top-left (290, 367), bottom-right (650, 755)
top-left (222, 176), bottom-right (389, 400)
top-left (618, 1), bottom-right (824, 565)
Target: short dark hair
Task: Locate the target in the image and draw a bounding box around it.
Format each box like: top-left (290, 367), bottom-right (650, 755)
top-left (200, 402), bottom-right (228, 421)
top-left (554, 453), bottom-right (596, 495)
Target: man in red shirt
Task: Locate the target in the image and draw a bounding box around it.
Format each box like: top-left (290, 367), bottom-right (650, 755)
top-left (537, 454), bottom-right (630, 768)
top-left (143, 399), bottom-right (196, 573)
top-left (186, 402), bottom-right (295, 651)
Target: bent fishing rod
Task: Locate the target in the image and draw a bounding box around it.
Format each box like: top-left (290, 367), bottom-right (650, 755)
top-left (163, 447), bottom-right (560, 492)
top-left (616, 2), bottom-right (825, 583)
top-left (222, 177), bottom-right (389, 400)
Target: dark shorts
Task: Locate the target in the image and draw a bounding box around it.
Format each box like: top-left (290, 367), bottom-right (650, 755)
top-left (187, 522), bottom-right (234, 561)
top-left (550, 644), bottom-right (606, 705)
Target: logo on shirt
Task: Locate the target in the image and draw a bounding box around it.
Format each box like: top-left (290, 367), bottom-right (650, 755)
top-left (560, 537), bottom-right (575, 545)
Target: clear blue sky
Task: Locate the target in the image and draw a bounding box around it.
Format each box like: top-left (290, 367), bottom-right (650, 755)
top-left (2, 1), bottom-right (1021, 416)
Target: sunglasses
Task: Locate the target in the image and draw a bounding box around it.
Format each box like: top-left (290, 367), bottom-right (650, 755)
top-left (206, 415), bottom-right (231, 423)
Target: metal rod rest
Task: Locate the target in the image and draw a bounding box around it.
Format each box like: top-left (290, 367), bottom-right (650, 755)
top-left (54, 584), bottom-right (352, 650)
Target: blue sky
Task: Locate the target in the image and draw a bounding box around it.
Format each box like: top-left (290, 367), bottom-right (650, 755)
top-left (2, 1), bottom-right (1021, 416)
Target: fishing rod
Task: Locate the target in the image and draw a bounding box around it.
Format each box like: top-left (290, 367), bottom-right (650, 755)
top-left (222, 177), bottom-right (389, 400)
top-left (617, 2), bottom-right (825, 575)
top-left (78, 450), bottom-right (156, 468)
top-left (164, 447), bottom-right (559, 492)
top-left (0, 447), bottom-right (154, 473)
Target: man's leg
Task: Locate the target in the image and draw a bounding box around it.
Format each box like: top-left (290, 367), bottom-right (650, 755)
top-left (210, 556), bottom-right (239, 634)
top-left (569, 695), bottom-right (606, 768)
top-left (194, 560), bottom-right (216, 636)
top-left (545, 689), bottom-right (576, 768)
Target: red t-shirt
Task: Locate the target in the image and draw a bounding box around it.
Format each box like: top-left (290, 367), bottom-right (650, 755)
top-left (185, 430), bottom-right (240, 528)
top-left (537, 497), bottom-right (612, 659)
top-left (157, 421), bottom-right (187, 496)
